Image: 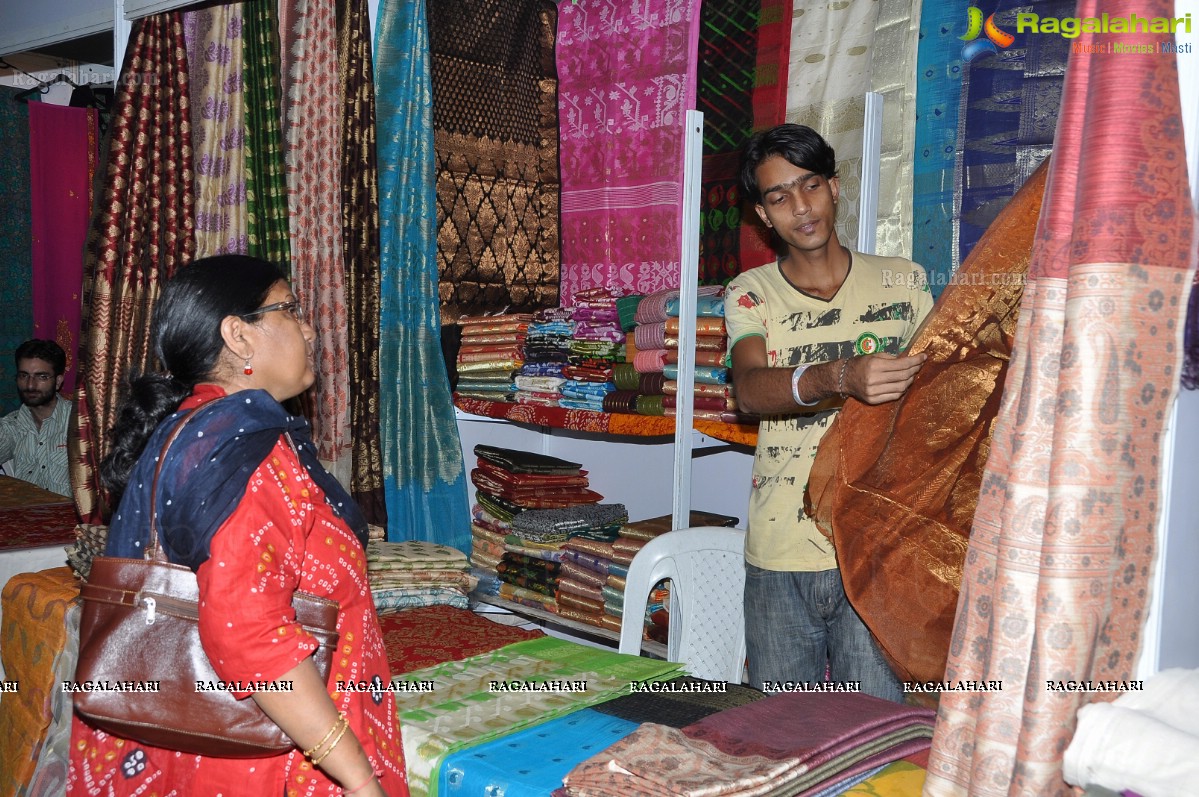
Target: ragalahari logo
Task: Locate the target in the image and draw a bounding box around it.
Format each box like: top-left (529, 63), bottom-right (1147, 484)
top-left (960, 7), bottom-right (1015, 62)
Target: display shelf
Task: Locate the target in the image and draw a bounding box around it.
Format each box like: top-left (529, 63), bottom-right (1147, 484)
top-left (470, 592), bottom-right (669, 660)
top-left (453, 395), bottom-right (758, 448)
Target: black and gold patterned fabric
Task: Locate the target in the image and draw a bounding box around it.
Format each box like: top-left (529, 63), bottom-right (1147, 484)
top-left (427, 0), bottom-right (561, 321)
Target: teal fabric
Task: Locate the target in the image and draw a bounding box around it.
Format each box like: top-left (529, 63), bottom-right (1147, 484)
top-left (0, 88), bottom-right (32, 413)
top-left (437, 708), bottom-right (639, 796)
top-left (374, 0), bottom-right (470, 550)
top-left (912, 0), bottom-right (968, 298)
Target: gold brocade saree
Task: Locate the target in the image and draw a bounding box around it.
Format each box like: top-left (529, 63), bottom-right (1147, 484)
top-left (806, 158), bottom-right (1049, 685)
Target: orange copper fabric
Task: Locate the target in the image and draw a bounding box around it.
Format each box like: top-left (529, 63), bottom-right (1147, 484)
top-left (806, 158), bottom-right (1049, 684)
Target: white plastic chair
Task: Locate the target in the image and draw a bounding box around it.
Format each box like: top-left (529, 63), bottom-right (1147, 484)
top-left (618, 526), bottom-right (747, 683)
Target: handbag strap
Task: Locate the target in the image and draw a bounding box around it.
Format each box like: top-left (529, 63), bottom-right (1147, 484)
top-left (145, 410), bottom-right (199, 563)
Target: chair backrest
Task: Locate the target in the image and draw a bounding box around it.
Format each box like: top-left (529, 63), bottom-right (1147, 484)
top-left (618, 526), bottom-right (747, 683)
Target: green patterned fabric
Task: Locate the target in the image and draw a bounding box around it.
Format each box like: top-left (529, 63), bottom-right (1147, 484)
top-left (243, 0), bottom-right (291, 268)
top-left (397, 636), bottom-right (685, 797)
top-left (0, 87), bottom-right (32, 414)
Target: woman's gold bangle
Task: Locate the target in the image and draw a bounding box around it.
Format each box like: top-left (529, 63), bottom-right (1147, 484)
top-left (310, 719), bottom-right (351, 767)
top-left (304, 712), bottom-right (347, 759)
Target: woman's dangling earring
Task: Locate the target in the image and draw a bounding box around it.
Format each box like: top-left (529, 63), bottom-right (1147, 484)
top-left (243, 358), bottom-right (254, 376)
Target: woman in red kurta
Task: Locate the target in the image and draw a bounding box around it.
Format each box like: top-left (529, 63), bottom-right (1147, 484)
top-left (68, 256), bottom-right (407, 797)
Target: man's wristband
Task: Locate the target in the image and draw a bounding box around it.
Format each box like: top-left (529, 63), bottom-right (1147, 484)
top-left (791, 364), bottom-right (820, 407)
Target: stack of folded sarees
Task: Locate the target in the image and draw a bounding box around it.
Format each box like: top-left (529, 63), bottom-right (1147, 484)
top-left (497, 502), bottom-right (625, 624)
top-left (615, 286), bottom-right (738, 422)
top-left (468, 445), bottom-right (608, 613)
top-left (560, 288), bottom-right (622, 412)
top-left (514, 308), bottom-right (575, 406)
top-left (559, 690), bottom-right (937, 796)
top-left (455, 313), bottom-right (533, 401)
top-left (553, 509), bottom-right (737, 636)
top-left (366, 540), bottom-right (475, 612)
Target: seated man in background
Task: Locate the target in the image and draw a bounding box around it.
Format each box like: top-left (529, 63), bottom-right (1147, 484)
top-left (0, 339), bottom-right (72, 496)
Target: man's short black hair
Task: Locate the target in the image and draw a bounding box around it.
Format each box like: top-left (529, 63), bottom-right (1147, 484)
top-left (740, 124), bottom-right (838, 205)
top-left (15, 339), bottom-right (67, 375)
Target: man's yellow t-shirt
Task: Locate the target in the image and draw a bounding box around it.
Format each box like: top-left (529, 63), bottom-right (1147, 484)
top-left (723, 251), bottom-right (933, 572)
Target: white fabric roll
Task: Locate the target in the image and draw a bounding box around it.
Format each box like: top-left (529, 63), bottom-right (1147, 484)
top-left (1064, 700), bottom-right (1199, 796)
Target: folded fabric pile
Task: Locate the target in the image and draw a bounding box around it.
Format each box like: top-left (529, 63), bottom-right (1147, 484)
top-left (498, 501), bottom-right (626, 623)
top-left (435, 676), bottom-right (765, 797)
top-left (561, 288), bottom-right (623, 411)
top-left (366, 540), bottom-right (475, 612)
top-left (469, 445), bottom-right (609, 614)
top-left (612, 286), bottom-right (737, 422)
top-left (557, 534), bottom-right (623, 633)
top-left (515, 307), bottom-right (576, 406)
top-left (1064, 667), bottom-right (1199, 797)
top-left (455, 313), bottom-right (533, 400)
top-left (552, 509), bottom-right (737, 636)
top-left (559, 690), bottom-right (936, 797)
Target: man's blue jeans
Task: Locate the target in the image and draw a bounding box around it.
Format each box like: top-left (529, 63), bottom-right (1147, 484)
top-left (744, 563), bottom-right (903, 702)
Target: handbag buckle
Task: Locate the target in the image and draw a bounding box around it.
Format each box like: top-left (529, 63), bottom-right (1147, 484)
top-left (143, 596), bottom-right (157, 625)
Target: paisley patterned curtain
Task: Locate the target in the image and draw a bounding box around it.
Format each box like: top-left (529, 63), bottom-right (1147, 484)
top-left (924, 1), bottom-right (1196, 792)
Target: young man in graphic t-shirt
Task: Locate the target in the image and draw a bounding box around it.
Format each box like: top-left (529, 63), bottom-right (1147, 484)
top-left (724, 124), bottom-right (934, 700)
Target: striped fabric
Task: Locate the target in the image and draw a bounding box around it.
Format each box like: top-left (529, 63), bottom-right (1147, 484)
top-left (71, 13), bottom-right (196, 521)
top-left (243, 0), bottom-right (291, 266)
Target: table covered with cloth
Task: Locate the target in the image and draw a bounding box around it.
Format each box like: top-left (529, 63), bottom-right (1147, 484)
top-left (0, 476), bottom-right (78, 682)
top-left (3, 592), bottom-right (936, 797)
top-left (384, 610), bottom-right (936, 797)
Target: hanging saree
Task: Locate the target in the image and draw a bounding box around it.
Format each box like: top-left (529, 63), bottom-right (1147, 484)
top-left (28, 102), bottom-right (97, 395)
top-left (556, 0), bottom-right (703, 303)
top-left (71, 13), bottom-right (196, 521)
top-left (923, 0), bottom-right (1196, 792)
top-left (280, 0), bottom-right (352, 481)
top-left (375, 0), bottom-right (470, 550)
top-left (242, 0), bottom-right (291, 266)
top-left (184, 2), bottom-right (248, 257)
top-left (696, 0), bottom-right (771, 286)
top-left (426, 0), bottom-right (561, 320)
top-left (951, 0), bottom-right (1069, 274)
top-left (784, 0), bottom-right (882, 250)
top-left (912, 0), bottom-right (968, 295)
top-left (0, 88), bottom-right (32, 413)
top-left (337, 0), bottom-right (387, 524)
top-left (806, 158), bottom-right (1049, 686)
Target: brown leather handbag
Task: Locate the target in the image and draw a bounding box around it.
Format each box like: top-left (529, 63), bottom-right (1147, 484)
top-left (73, 414), bottom-right (340, 758)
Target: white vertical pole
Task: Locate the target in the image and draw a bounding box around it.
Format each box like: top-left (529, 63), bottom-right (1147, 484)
top-left (857, 91), bottom-right (883, 255)
top-left (671, 110), bottom-right (703, 530)
top-left (113, 0), bottom-right (130, 84)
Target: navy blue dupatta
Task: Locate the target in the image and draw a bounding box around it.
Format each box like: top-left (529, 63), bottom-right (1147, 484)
top-left (105, 389), bottom-right (369, 571)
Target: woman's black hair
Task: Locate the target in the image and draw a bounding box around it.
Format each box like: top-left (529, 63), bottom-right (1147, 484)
top-left (101, 255), bottom-right (286, 499)
top-left (740, 123), bottom-right (838, 205)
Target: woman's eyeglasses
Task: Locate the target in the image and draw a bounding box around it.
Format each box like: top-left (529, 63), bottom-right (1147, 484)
top-left (240, 300), bottom-right (305, 322)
